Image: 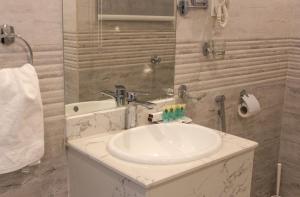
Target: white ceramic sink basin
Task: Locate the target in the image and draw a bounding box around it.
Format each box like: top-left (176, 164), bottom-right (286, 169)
top-left (107, 123), bottom-right (222, 165)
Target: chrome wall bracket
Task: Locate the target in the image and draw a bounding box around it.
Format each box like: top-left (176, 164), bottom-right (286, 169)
top-left (215, 95), bottom-right (226, 133)
top-left (1, 24), bottom-right (15, 45)
top-left (240, 89), bottom-right (249, 104)
top-left (0, 24), bottom-right (33, 64)
top-left (150, 55), bottom-right (162, 65)
top-left (177, 0), bottom-right (208, 16)
top-left (178, 84), bottom-right (204, 101)
top-left (202, 40), bottom-right (226, 59)
top-left (178, 84), bottom-right (188, 99)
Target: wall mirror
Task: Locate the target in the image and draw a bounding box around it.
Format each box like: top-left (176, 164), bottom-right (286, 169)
top-left (63, 0), bottom-right (176, 116)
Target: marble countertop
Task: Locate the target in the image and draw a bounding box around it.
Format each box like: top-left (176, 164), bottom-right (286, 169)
top-left (67, 127), bottom-right (258, 189)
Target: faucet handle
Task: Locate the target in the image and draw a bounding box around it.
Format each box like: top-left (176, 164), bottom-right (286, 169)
top-left (115, 85), bottom-right (126, 90)
top-left (127, 90), bottom-right (150, 102)
top-left (127, 91), bottom-right (137, 102)
top-left (126, 91), bottom-right (155, 109)
top-left (115, 85), bottom-right (126, 95)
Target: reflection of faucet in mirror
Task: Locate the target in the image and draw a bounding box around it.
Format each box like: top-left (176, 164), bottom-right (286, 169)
top-left (98, 85), bottom-right (127, 107)
top-left (99, 85), bottom-right (156, 110)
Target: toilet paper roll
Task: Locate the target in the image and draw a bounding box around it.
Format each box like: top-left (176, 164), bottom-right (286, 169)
top-left (238, 94), bottom-right (261, 118)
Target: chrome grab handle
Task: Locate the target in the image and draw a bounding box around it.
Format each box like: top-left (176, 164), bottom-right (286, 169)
top-left (215, 95), bottom-right (226, 133)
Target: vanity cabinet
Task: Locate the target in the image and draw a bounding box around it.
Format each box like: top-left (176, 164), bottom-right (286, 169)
top-left (67, 132), bottom-right (257, 197)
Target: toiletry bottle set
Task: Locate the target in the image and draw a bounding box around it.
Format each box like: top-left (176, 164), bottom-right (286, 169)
top-left (162, 104), bottom-right (186, 122)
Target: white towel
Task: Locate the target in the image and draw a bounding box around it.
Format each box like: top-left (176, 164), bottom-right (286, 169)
top-left (0, 64), bottom-right (44, 174)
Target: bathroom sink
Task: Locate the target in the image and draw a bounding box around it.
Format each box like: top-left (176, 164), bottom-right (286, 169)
top-left (65, 100), bottom-right (117, 116)
top-left (107, 123), bottom-right (222, 165)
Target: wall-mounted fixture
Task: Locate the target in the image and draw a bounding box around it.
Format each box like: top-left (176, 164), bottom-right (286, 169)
top-left (238, 89), bottom-right (261, 119)
top-left (215, 95), bottom-right (226, 132)
top-left (211, 0), bottom-right (230, 28)
top-left (150, 55), bottom-right (162, 65)
top-left (178, 85), bottom-right (203, 101)
top-left (98, 14), bottom-right (175, 22)
top-left (177, 0), bottom-right (208, 16)
top-left (0, 24), bottom-right (33, 64)
top-left (202, 40), bottom-right (226, 59)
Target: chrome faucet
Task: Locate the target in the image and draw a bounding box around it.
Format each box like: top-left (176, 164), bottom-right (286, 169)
top-left (99, 85), bottom-right (127, 107)
top-left (100, 85), bottom-right (156, 129)
top-left (125, 91), bottom-right (156, 129)
top-left (115, 85), bottom-right (127, 106)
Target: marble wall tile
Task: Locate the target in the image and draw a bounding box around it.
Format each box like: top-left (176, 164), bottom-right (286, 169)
top-left (66, 113), bottom-right (97, 139)
top-left (176, 0), bottom-right (291, 43)
top-left (66, 107), bottom-right (127, 139)
top-left (279, 42), bottom-right (300, 197)
top-left (66, 98), bottom-right (175, 139)
top-left (95, 108), bottom-right (126, 133)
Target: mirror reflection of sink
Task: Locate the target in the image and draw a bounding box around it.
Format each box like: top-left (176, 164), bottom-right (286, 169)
top-left (107, 123), bottom-right (222, 165)
top-left (65, 100), bottom-right (117, 116)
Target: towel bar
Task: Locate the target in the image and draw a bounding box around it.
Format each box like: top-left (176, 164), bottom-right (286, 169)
top-left (0, 24), bottom-right (33, 65)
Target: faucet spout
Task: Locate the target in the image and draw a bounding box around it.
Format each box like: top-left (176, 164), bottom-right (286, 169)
top-left (127, 91), bottom-right (156, 109)
top-left (134, 100), bottom-right (156, 109)
top-left (99, 90), bottom-right (116, 100)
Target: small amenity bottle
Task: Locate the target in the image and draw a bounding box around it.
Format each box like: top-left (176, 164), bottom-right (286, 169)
top-left (175, 104), bottom-right (181, 119)
top-left (181, 104), bottom-right (186, 118)
top-left (162, 108), bottom-right (169, 122)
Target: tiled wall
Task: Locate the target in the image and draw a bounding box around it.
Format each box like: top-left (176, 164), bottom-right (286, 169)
top-left (279, 38), bottom-right (300, 197)
top-left (175, 0), bottom-right (294, 196)
top-left (0, 0), bottom-right (67, 196)
top-left (278, 0), bottom-right (300, 196)
top-left (175, 39), bottom-right (287, 197)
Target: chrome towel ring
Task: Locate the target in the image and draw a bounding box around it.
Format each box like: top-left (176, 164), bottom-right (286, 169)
top-left (0, 24), bottom-right (33, 65)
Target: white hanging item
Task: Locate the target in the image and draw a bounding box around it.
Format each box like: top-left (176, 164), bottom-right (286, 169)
top-left (0, 64), bottom-right (44, 174)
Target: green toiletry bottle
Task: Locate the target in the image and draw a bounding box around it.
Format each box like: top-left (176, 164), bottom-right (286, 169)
top-left (175, 104), bottom-right (181, 120)
top-left (170, 106), bottom-right (175, 121)
top-left (181, 104), bottom-right (186, 118)
top-left (178, 104), bottom-right (183, 119)
top-left (162, 108), bottom-right (169, 122)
